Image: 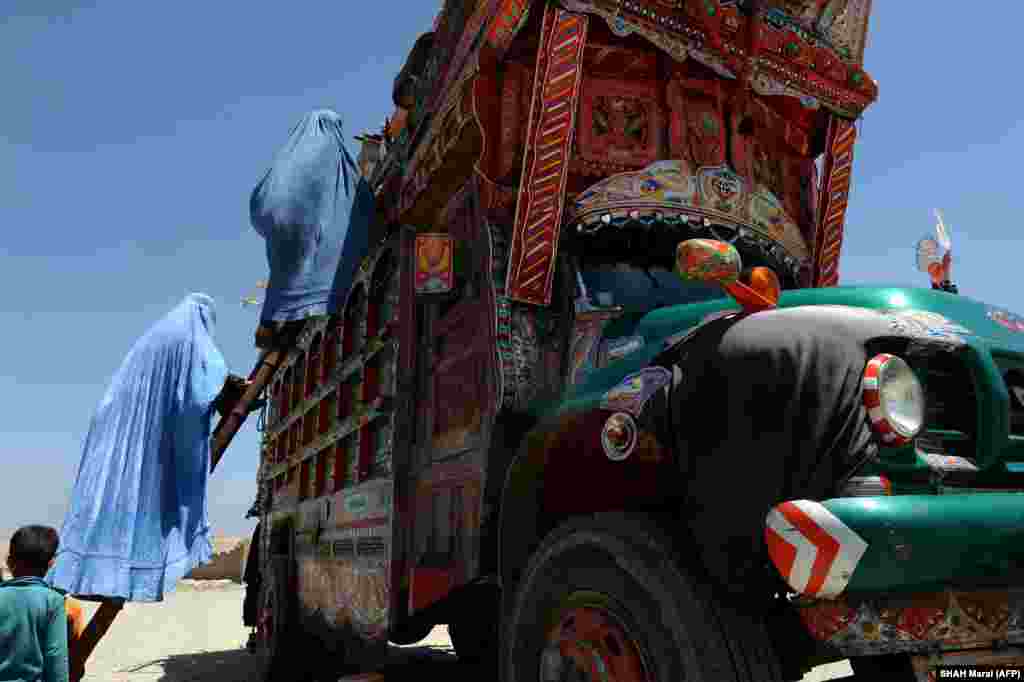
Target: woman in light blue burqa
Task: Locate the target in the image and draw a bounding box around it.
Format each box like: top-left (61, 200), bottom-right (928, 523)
top-left (48, 293), bottom-right (231, 603)
top-left (250, 108), bottom-right (373, 343)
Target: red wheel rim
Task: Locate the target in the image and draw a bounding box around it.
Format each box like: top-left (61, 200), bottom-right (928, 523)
top-left (541, 599), bottom-right (651, 682)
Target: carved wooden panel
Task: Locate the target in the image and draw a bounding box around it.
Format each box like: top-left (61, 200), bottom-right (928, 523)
top-left (577, 77), bottom-right (662, 168)
top-left (432, 303), bottom-right (486, 452)
top-left (426, 187), bottom-right (491, 454)
top-left (729, 93), bottom-right (815, 199)
top-left (584, 44), bottom-right (658, 80)
top-left (498, 62), bottom-right (529, 179)
top-left (666, 77), bottom-right (726, 168)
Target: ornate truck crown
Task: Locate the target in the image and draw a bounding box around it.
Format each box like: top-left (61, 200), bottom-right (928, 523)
top-left (567, 159), bottom-right (808, 286)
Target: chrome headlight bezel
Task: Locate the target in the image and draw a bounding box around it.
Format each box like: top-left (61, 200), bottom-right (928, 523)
top-left (863, 353), bottom-right (926, 446)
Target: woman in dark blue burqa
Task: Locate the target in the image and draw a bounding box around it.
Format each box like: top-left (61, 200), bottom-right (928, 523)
top-left (48, 294), bottom-right (232, 603)
top-left (250, 108), bottom-right (373, 344)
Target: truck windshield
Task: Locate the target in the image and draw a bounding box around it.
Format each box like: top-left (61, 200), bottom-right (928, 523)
top-left (579, 264), bottom-right (725, 312)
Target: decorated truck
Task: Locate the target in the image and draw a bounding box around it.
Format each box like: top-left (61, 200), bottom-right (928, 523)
top-left (228, 1), bottom-right (1024, 681)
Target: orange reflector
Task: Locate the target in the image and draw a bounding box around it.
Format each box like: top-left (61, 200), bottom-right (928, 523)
top-left (740, 266), bottom-right (781, 305)
top-left (721, 267), bottom-right (781, 312)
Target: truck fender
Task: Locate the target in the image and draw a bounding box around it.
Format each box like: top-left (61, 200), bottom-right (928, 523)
top-left (497, 410), bottom-right (676, 591)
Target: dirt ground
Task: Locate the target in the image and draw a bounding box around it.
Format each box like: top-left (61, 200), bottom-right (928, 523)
top-left (73, 580), bottom-right (853, 682)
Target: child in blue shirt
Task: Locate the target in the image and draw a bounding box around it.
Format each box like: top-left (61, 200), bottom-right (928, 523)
top-left (0, 526), bottom-right (69, 682)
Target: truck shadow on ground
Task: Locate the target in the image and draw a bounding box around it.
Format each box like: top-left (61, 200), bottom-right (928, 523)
top-left (150, 643), bottom-right (483, 682)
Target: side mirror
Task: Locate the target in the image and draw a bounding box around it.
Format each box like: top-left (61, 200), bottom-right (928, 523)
top-left (675, 239), bottom-right (779, 312)
top-left (674, 238), bottom-right (742, 286)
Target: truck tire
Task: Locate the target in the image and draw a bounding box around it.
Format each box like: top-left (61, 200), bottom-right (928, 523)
top-left (261, 558), bottom-right (301, 681)
top-left (501, 513), bottom-right (784, 682)
top-left (448, 584), bottom-right (500, 665)
top-left (388, 619), bottom-right (435, 646)
top-left (449, 617), bottom-right (498, 665)
top-left (262, 557), bottom-right (351, 682)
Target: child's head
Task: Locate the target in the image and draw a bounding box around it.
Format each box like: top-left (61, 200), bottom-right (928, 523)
top-left (7, 525), bottom-right (59, 578)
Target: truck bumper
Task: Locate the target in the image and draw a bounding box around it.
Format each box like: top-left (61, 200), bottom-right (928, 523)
top-left (767, 495), bottom-right (1024, 657)
top-left (766, 495), bottom-right (1024, 598)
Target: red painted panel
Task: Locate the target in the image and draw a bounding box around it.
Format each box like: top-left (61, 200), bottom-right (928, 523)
top-left (292, 352), bottom-right (306, 410)
top-left (307, 334), bottom-right (322, 398)
top-left (498, 62), bottom-right (527, 179)
top-left (302, 412), bottom-right (316, 446)
top-left (409, 567), bottom-right (456, 613)
top-left (666, 77), bottom-right (726, 168)
top-left (281, 369), bottom-right (292, 418)
top-left (323, 323), bottom-right (339, 382)
top-left (338, 382), bottom-right (353, 422)
top-left (364, 361), bottom-right (379, 405)
top-left (318, 393), bottom-right (334, 435)
top-left (314, 450), bottom-right (327, 498)
top-left (539, 411), bottom-right (671, 518)
top-left (357, 425), bottom-right (373, 484)
top-left (578, 77), bottom-right (663, 169)
top-left (332, 441), bottom-right (347, 493)
top-left (294, 423), bottom-right (303, 456)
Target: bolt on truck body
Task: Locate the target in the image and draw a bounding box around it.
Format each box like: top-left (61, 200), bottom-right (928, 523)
top-left (221, 2), bottom-right (1024, 681)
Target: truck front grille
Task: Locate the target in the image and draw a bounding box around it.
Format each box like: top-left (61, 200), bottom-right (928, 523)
top-left (1010, 393), bottom-right (1024, 437)
top-left (993, 357), bottom-right (1024, 438)
top-left (915, 352), bottom-right (977, 461)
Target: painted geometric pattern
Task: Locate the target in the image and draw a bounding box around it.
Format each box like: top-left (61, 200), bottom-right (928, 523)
top-left (487, 0), bottom-right (531, 53)
top-left (487, 220), bottom-right (516, 409)
top-left (799, 590), bottom-right (1024, 658)
top-left (765, 499), bottom-right (868, 599)
top-left (812, 116), bottom-right (857, 287)
top-left (825, 0), bottom-right (874, 65)
top-left (505, 5), bottom-right (589, 306)
top-left (570, 159), bottom-right (810, 263)
top-left (433, 0), bottom-right (504, 112)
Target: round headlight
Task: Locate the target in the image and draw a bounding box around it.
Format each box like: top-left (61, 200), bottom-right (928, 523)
top-left (863, 353), bottom-right (925, 446)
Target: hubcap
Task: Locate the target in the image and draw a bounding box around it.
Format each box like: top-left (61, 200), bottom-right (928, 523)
top-left (540, 602), bottom-right (650, 682)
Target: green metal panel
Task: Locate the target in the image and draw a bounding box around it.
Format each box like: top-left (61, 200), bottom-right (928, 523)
top-left (824, 494), bottom-right (1024, 594)
top-left (562, 285), bottom-right (1024, 467)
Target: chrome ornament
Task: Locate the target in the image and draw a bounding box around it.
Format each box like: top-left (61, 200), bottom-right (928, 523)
top-left (601, 412), bottom-right (638, 462)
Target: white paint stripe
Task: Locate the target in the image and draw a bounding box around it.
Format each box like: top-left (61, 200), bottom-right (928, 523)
top-left (766, 508), bottom-right (815, 593)
top-left (791, 500), bottom-right (869, 599)
top-left (862, 376), bottom-right (878, 390)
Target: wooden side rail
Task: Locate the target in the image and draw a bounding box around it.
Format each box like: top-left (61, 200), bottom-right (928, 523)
top-left (210, 348), bottom-right (285, 473)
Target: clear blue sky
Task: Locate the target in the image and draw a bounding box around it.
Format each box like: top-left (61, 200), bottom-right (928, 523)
top-left (1, 3), bottom-right (1021, 538)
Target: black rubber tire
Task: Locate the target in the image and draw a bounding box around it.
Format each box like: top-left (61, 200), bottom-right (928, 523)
top-left (262, 557), bottom-right (356, 682)
top-left (501, 513), bottom-right (785, 682)
top-left (449, 615), bottom-right (498, 665)
top-left (388, 618), bottom-right (435, 646)
top-left (850, 653), bottom-right (917, 680)
top-left (262, 558), bottom-right (306, 682)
